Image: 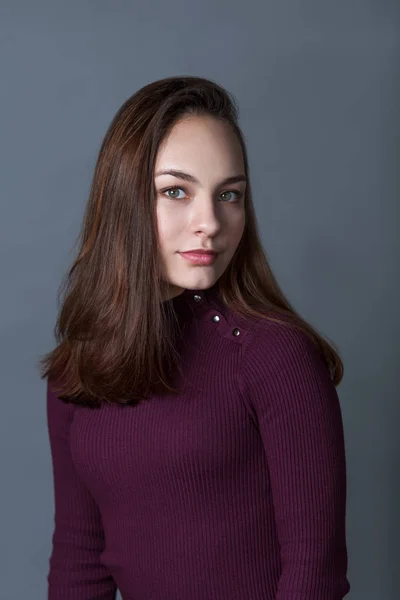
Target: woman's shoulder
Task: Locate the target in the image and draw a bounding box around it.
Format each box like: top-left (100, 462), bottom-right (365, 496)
top-left (241, 311), bottom-right (326, 378)
top-left (46, 377), bottom-right (76, 434)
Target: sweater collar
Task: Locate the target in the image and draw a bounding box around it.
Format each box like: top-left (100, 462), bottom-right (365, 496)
top-left (169, 281), bottom-right (222, 317)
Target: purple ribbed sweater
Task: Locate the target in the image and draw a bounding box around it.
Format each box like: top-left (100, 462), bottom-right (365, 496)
top-left (46, 284), bottom-right (350, 600)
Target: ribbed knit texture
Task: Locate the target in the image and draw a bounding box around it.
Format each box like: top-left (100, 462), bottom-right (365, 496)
top-left (46, 284), bottom-right (350, 600)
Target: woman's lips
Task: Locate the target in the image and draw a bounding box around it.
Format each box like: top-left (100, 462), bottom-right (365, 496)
top-left (179, 251), bottom-right (218, 265)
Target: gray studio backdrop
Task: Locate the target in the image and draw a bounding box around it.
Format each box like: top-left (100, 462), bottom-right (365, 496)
top-left (1, 2), bottom-right (398, 599)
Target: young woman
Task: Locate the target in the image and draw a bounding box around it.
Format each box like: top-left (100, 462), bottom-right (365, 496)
top-left (40, 76), bottom-right (351, 600)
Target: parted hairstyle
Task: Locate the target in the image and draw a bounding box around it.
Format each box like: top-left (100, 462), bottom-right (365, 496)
top-left (38, 75), bottom-right (344, 407)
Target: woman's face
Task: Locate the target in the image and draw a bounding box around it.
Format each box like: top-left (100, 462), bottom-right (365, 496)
top-left (154, 115), bottom-right (246, 300)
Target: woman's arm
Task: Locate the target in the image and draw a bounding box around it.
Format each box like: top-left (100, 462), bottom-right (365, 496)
top-left (240, 323), bottom-right (351, 599)
top-left (46, 379), bottom-right (117, 600)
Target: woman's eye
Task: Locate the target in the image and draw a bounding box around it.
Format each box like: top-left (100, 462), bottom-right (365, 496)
top-left (164, 187), bottom-right (186, 199)
top-left (220, 190), bottom-right (242, 202)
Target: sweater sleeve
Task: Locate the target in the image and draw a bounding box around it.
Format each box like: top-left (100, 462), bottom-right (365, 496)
top-left (46, 379), bottom-right (117, 600)
top-left (240, 323), bottom-right (351, 600)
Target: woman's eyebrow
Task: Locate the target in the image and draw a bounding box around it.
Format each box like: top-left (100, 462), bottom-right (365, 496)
top-left (155, 169), bottom-right (247, 187)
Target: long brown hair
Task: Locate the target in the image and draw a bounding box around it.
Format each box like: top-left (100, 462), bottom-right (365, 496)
top-left (38, 75), bottom-right (343, 407)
